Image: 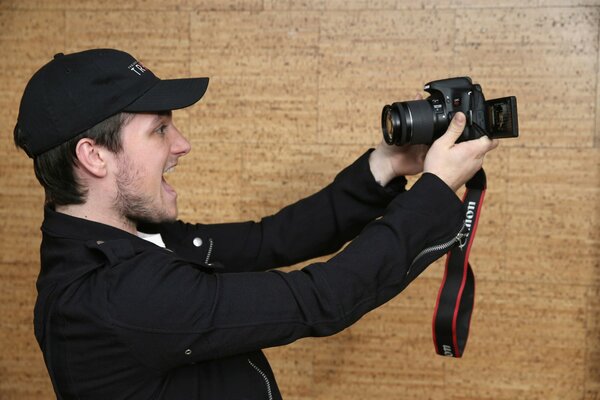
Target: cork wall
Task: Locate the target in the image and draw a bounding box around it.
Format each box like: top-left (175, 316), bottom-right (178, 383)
top-left (0, 0), bottom-right (599, 398)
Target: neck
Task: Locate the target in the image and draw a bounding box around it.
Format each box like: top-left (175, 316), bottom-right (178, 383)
top-left (56, 200), bottom-right (137, 235)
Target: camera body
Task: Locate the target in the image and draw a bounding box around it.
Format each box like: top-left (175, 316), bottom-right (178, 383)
top-left (381, 77), bottom-right (518, 146)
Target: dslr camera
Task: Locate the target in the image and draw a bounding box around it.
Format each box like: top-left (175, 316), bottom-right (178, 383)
top-left (381, 77), bottom-right (519, 145)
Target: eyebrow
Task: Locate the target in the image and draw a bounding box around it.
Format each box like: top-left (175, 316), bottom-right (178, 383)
top-left (151, 111), bottom-right (172, 124)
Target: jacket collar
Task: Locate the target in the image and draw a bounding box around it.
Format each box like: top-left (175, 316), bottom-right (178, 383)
top-left (42, 206), bottom-right (138, 242)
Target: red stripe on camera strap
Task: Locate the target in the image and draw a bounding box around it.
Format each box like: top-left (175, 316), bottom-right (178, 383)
top-left (432, 168), bottom-right (486, 358)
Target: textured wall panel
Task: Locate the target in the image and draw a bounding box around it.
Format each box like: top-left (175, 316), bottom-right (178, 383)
top-left (190, 11), bottom-right (320, 146)
top-left (0, 0), bottom-right (192, 10)
top-left (597, 26), bottom-right (600, 149)
top-left (1, 2), bottom-right (599, 400)
top-left (0, 11), bottom-right (65, 112)
top-left (446, 280), bottom-right (587, 399)
top-left (264, 342), bottom-right (316, 400)
top-left (506, 148), bottom-right (599, 285)
top-left (238, 144), bottom-right (366, 220)
top-left (169, 141), bottom-right (244, 223)
top-left (454, 7), bottom-right (599, 148)
top-left (587, 286), bottom-right (600, 399)
top-left (263, 0), bottom-right (543, 10)
top-left (189, 0), bottom-right (262, 10)
top-left (65, 11), bottom-right (191, 77)
top-left (539, 0), bottom-right (600, 6)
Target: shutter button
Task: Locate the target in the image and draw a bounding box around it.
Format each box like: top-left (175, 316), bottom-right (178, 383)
top-left (192, 237), bottom-right (203, 247)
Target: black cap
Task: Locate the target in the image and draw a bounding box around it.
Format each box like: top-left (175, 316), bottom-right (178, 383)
top-left (15, 48), bottom-right (209, 158)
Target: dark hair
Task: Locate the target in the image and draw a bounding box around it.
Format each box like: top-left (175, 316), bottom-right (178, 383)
top-left (14, 113), bottom-right (134, 207)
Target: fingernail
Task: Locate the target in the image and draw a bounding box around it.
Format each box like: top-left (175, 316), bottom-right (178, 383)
top-left (455, 112), bottom-right (465, 123)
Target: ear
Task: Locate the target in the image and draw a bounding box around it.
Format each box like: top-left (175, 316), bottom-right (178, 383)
top-left (74, 138), bottom-right (108, 178)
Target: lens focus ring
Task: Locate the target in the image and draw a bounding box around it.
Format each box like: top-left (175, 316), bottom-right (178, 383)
top-left (382, 105), bottom-right (395, 145)
top-left (381, 104), bottom-right (407, 145)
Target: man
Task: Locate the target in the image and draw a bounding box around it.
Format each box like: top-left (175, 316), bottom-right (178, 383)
top-left (14, 48), bottom-right (497, 399)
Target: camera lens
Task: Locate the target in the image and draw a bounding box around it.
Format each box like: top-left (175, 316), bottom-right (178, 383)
top-left (381, 99), bottom-right (443, 146)
top-left (384, 110), bottom-right (394, 140)
top-left (381, 103), bottom-right (412, 145)
top-left (381, 105), bottom-right (399, 145)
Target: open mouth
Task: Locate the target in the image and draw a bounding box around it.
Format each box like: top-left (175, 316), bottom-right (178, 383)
top-left (162, 165), bottom-right (177, 196)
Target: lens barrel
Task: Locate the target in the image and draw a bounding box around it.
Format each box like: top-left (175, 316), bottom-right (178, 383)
top-left (381, 105), bottom-right (402, 145)
top-left (381, 100), bottom-right (439, 146)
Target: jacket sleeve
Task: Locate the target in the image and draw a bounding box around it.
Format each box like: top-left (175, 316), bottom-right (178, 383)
top-left (143, 150), bottom-right (407, 272)
top-left (106, 173), bottom-right (463, 372)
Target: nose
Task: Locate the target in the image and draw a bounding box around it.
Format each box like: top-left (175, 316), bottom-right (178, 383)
top-left (170, 126), bottom-right (191, 157)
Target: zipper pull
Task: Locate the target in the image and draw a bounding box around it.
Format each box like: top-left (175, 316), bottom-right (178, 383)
top-left (456, 231), bottom-right (469, 250)
top-left (408, 221), bottom-right (469, 276)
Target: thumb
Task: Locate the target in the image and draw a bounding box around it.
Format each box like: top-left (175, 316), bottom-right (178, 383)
top-left (439, 112), bottom-right (466, 147)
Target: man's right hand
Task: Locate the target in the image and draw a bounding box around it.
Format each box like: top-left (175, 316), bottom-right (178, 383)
top-left (423, 112), bottom-right (499, 192)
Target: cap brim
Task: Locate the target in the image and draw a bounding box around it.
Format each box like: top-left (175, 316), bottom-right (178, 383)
top-left (123, 77), bottom-right (209, 112)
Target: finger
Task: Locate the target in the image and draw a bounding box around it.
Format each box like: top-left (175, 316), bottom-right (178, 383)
top-left (472, 136), bottom-right (499, 159)
top-left (438, 112), bottom-right (466, 147)
top-left (478, 135), bottom-right (500, 152)
top-left (490, 138), bottom-right (500, 150)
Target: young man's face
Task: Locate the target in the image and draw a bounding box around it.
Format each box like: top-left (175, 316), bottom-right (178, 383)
top-left (112, 112), bottom-right (191, 225)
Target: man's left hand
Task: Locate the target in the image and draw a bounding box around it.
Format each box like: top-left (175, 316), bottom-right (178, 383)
top-left (368, 93), bottom-right (428, 186)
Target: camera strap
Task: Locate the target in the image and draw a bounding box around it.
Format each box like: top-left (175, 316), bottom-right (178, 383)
top-left (432, 168), bottom-right (486, 358)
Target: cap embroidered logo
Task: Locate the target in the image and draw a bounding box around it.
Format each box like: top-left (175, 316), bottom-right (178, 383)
top-left (128, 61), bottom-right (147, 76)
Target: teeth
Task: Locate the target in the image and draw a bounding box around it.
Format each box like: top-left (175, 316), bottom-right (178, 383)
top-left (163, 166), bottom-right (176, 174)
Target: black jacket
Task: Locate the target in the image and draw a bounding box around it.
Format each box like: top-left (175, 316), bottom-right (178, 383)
top-left (34, 151), bottom-right (463, 399)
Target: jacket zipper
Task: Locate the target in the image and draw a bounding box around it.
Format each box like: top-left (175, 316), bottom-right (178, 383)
top-left (406, 221), bottom-right (468, 276)
top-left (204, 238), bottom-right (214, 265)
top-left (248, 359), bottom-right (273, 400)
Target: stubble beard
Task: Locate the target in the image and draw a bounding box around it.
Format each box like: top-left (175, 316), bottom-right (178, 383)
top-left (113, 155), bottom-right (175, 226)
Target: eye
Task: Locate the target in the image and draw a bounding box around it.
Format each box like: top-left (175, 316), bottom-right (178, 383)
top-left (155, 124), bottom-right (168, 135)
